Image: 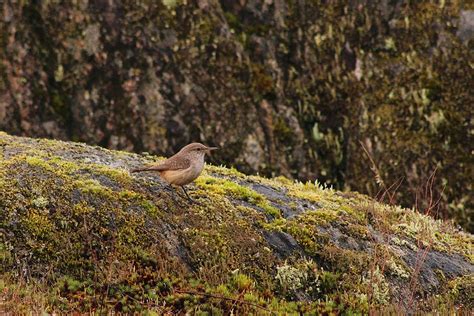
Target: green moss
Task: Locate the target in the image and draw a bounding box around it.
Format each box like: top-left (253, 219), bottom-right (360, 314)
top-left (206, 165), bottom-right (246, 179)
top-left (320, 245), bottom-right (371, 275)
top-left (73, 179), bottom-right (113, 196)
top-left (266, 176), bottom-right (292, 186)
top-left (140, 199), bottom-right (160, 217)
top-left (447, 275), bottom-right (474, 308)
top-left (344, 223), bottom-right (370, 239)
top-left (284, 222), bottom-right (330, 255)
top-left (93, 164), bottom-right (132, 185)
top-left (286, 181), bottom-right (325, 202)
top-left (195, 175), bottom-right (281, 218)
top-left (23, 210), bottom-right (55, 238)
top-left (392, 210), bottom-right (474, 261)
top-left (232, 273), bottom-right (254, 292)
top-left (72, 201), bottom-right (94, 215)
top-left (26, 156), bottom-right (56, 173)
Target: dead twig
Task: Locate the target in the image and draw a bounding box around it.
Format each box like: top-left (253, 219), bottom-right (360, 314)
top-left (407, 167), bottom-right (442, 311)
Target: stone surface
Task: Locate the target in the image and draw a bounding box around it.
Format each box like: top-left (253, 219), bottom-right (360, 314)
top-left (1, 133), bottom-right (472, 313)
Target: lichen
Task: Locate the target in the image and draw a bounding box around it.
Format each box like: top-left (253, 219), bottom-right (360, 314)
top-left (361, 266), bottom-right (390, 305)
top-left (387, 259), bottom-right (411, 279)
top-left (275, 259), bottom-right (321, 299)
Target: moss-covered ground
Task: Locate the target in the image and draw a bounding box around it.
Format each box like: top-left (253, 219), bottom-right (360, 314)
top-left (0, 132), bottom-right (472, 314)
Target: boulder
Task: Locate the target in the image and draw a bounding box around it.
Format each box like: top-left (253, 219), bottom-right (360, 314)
top-left (0, 132), bottom-right (472, 313)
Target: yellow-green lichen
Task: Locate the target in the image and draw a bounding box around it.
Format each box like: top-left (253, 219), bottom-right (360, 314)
top-left (275, 259), bottom-right (321, 298)
top-left (31, 196), bottom-right (49, 208)
top-left (361, 266), bottom-right (390, 305)
top-left (387, 258), bottom-right (411, 279)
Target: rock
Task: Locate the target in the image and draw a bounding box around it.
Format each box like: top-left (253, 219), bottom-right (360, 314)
top-left (457, 10), bottom-right (474, 44)
top-left (0, 132), bottom-right (472, 313)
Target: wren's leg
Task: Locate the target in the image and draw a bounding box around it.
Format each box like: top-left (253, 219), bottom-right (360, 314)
top-left (167, 184), bottom-right (186, 199)
top-left (181, 186), bottom-right (195, 203)
top-left (164, 184), bottom-right (188, 203)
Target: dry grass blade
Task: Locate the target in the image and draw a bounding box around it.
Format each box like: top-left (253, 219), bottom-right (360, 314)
top-left (359, 140), bottom-right (386, 189)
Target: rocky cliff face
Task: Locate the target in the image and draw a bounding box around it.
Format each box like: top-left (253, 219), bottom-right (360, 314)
top-left (0, 133), bottom-right (472, 313)
top-left (0, 2), bottom-right (472, 231)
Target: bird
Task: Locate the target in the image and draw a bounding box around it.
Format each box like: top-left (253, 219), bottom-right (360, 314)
top-left (131, 143), bottom-right (217, 202)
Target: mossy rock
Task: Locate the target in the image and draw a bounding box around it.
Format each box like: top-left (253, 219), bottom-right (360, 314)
top-left (0, 132), bottom-right (472, 314)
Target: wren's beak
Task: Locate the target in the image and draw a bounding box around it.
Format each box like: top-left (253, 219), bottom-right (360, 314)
top-left (206, 146), bottom-right (218, 154)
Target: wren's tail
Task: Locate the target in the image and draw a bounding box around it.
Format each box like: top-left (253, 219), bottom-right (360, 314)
top-left (131, 167), bottom-right (154, 173)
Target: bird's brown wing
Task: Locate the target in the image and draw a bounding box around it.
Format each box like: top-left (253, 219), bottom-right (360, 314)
top-left (154, 155), bottom-right (191, 170)
top-left (132, 156), bottom-right (191, 173)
